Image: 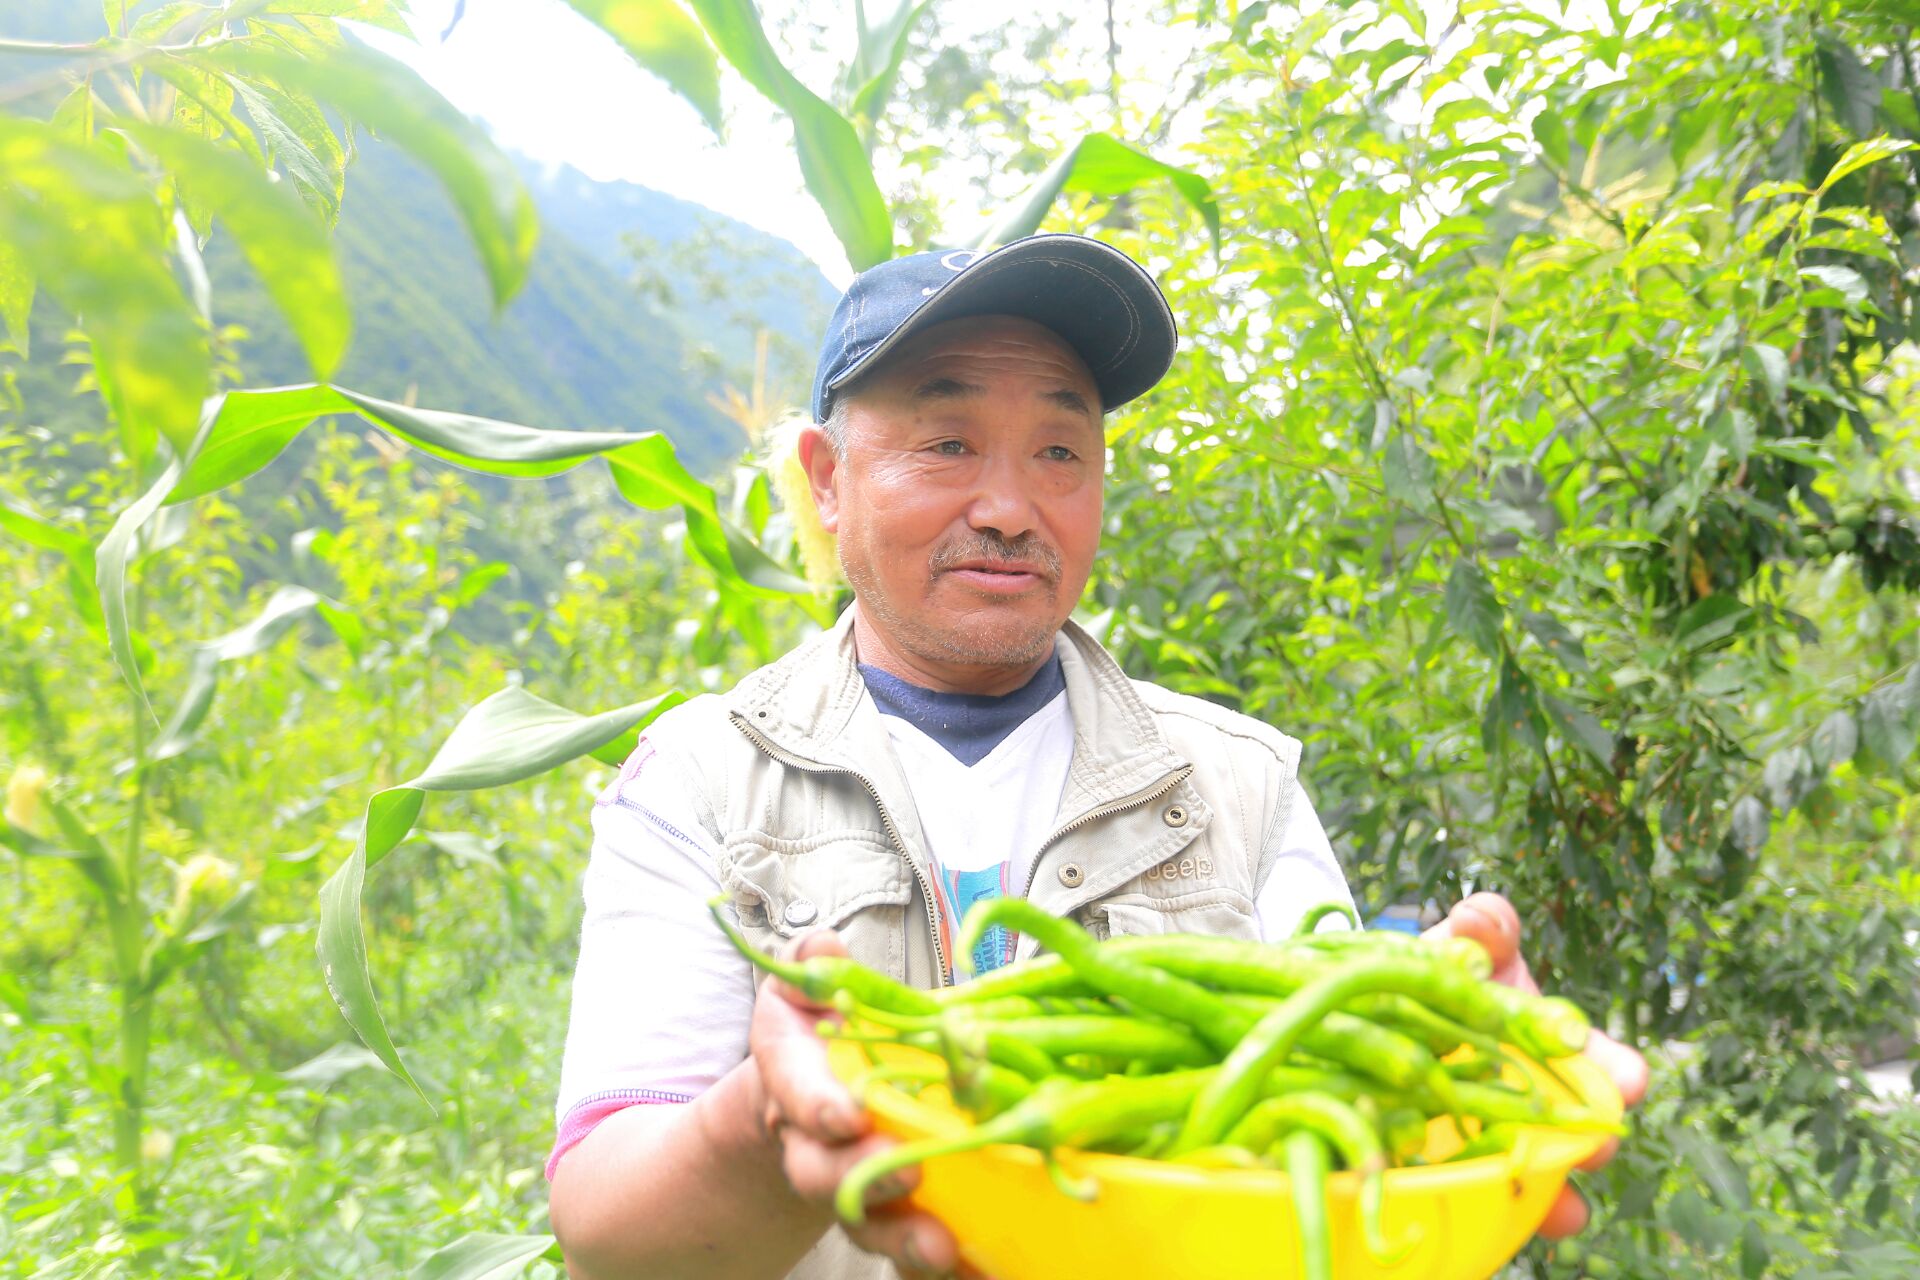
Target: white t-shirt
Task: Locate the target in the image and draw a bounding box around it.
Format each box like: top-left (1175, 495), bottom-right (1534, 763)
top-left (547, 662), bottom-right (1353, 1177)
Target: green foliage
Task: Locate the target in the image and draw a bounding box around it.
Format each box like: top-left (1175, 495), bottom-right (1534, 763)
top-left (1081, 0), bottom-right (1920, 1270)
top-left (6, 0), bottom-right (1920, 1275)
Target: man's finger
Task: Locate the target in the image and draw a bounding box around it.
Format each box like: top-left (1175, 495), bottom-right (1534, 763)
top-left (847, 1204), bottom-right (962, 1277)
top-left (1576, 1135), bottom-right (1620, 1174)
top-left (761, 927), bottom-right (853, 1012)
top-left (1585, 1027), bottom-right (1651, 1109)
top-left (1440, 893), bottom-right (1523, 967)
top-left (1537, 1183), bottom-right (1589, 1239)
top-left (751, 927), bottom-right (867, 1143)
top-left (780, 1130), bottom-right (914, 1205)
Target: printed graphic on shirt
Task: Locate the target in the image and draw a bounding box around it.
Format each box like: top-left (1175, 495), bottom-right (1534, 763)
top-left (946, 863), bottom-right (1017, 974)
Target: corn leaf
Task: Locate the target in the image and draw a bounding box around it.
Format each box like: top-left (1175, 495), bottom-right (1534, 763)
top-left (564, 0), bottom-right (724, 136)
top-left (165, 383), bottom-right (815, 597)
top-left (683, 0), bottom-right (893, 268)
top-left (974, 133), bottom-right (1221, 252)
top-left (152, 585), bottom-right (356, 762)
top-left (412, 1232), bottom-right (561, 1280)
top-left (845, 0), bottom-right (932, 133)
top-left (319, 687), bottom-right (684, 1099)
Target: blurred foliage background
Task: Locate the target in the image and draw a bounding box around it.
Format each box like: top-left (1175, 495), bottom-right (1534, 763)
top-left (3, 0), bottom-right (1919, 1277)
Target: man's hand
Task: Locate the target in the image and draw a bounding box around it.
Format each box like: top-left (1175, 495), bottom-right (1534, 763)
top-left (1425, 892), bottom-right (1651, 1237)
top-left (751, 927), bottom-right (978, 1279)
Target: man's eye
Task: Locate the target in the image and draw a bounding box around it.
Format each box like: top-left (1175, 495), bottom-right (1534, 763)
top-left (1042, 445), bottom-right (1078, 462)
top-left (934, 439), bottom-right (968, 455)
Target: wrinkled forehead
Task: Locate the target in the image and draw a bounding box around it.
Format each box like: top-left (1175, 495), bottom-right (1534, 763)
top-left (853, 314), bottom-right (1103, 405)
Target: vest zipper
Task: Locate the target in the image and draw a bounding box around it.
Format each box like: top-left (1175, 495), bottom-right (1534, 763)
top-left (1021, 765), bottom-right (1195, 899)
top-left (730, 713), bottom-right (953, 987)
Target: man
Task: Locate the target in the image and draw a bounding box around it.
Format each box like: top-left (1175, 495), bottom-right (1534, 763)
top-left (547, 234), bottom-right (1647, 1279)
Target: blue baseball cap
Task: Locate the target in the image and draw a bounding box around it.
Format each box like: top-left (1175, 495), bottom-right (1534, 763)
top-left (810, 233), bottom-right (1178, 421)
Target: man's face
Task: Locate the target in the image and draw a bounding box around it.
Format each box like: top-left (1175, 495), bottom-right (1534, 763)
top-left (807, 314), bottom-right (1105, 676)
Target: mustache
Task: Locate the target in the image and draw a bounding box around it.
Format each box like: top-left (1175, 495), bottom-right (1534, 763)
top-left (928, 532), bottom-right (1062, 579)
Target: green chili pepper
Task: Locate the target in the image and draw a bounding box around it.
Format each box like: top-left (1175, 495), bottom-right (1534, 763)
top-left (1290, 901), bottom-right (1361, 937)
top-left (835, 1070), bottom-right (1215, 1225)
top-left (1226, 1091), bottom-right (1412, 1264)
top-left (956, 899), bottom-right (1249, 1055)
top-left (1177, 953), bottom-right (1502, 1152)
top-left (1282, 1129), bottom-right (1334, 1280)
top-left (1446, 1121), bottom-right (1522, 1162)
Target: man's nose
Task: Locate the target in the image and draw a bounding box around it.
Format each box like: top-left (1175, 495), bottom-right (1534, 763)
top-left (964, 454), bottom-right (1042, 539)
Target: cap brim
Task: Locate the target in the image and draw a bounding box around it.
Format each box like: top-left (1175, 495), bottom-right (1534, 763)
top-left (824, 235), bottom-right (1177, 413)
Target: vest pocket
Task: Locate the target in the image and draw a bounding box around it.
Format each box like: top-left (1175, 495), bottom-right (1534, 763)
top-left (1082, 894), bottom-right (1261, 943)
top-left (718, 829), bottom-right (916, 980)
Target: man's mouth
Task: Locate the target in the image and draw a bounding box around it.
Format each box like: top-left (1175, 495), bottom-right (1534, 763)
top-left (943, 560), bottom-right (1050, 593)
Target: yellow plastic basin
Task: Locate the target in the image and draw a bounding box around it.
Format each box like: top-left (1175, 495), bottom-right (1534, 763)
top-left (828, 1038), bottom-right (1622, 1280)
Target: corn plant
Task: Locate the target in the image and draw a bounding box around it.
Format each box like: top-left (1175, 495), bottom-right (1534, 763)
top-left (0, 1), bottom-right (817, 1221)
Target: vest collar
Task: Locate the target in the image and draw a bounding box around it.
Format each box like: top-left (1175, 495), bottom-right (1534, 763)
top-left (727, 606), bottom-right (1189, 804)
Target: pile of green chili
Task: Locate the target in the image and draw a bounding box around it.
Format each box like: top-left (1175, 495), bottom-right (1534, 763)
top-left (709, 897), bottom-right (1623, 1280)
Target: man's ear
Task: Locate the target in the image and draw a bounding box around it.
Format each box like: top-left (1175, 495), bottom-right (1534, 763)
top-left (797, 425), bottom-right (840, 533)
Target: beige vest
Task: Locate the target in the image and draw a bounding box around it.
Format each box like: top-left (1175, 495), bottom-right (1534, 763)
top-left (643, 609), bottom-right (1306, 1279)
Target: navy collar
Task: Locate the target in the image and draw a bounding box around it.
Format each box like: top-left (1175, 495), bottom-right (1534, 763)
top-left (859, 655), bottom-right (1067, 766)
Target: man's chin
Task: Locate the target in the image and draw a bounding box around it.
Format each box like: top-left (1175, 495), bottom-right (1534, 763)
top-left (921, 613), bottom-right (1059, 669)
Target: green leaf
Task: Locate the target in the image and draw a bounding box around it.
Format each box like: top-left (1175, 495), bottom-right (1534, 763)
top-left (1519, 611), bottom-right (1589, 675)
top-left (565, 0), bottom-right (724, 135)
top-left (1485, 657), bottom-right (1546, 755)
top-left (1380, 431), bottom-right (1435, 509)
top-left (974, 133), bottom-right (1221, 252)
top-left (152, 586), bottom-right (347, 762)
top-left (411, 1233), bottom-right (560, 1280)
top-left (1729, 795), bottom-right (1769, 854)
top-left (1672, 1129), bottom-right (1751, 1210)
top-left (1860, 685), bottom-right (1915, 769)
top-left (0, 237), bottom-right (30, 357)
top-left (1532, 110), bottom-right (1570, 171)
top-left (846, 0), bottom-right (933, 130)
top-left (0, 120), bottom-right (209, 463)
top-left (1819, 137), bottom-right (1917, 192)
top-left (1810, 710), bottom-right (1858, 772)
top-left (1443, 559), bottom-right (1502, 657)
top-left (1762, 745), bottom-right (1812, 811)
top-left (166, 384), bottom-right (815, 598)
top-left (122, 124), bottom-right (350, 378)
top-left (318, 688), bottom-right (684, 1097)
top-left (1544, 695), bottom-right (1613, 765)
top-left (256, 0), bottom-right (413, 35)
top-left (1816, 36), bottom-right (1877, 140)
top-left (226, 74), bottom-right (347, 223)
top-left (1741, 342), bottom-right (1789, 403)
top-left (1672, 595), bottom-right (1747, 652)
top-left (0, 489), bottom-right (90, 563)
top-left (1798, 264), bottom-right (1869, 310)
top-left (682, 0), bottom-right (892, 269)
top-left (213, 42), bottom-right (538, 305)
top-left (166, 383), bottom-right (344, 502)
top-left (99, 434), bottom-right (204, 717)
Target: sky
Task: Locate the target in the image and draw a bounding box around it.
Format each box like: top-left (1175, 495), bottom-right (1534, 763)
top-left (362, 0), bottom-right (1193, 287)
top-left (363, 0), bottom-right (855, 280)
